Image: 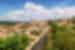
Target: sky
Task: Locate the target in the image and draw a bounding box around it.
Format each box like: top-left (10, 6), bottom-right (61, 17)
top-left (0, 0), bottom-right (75, 21)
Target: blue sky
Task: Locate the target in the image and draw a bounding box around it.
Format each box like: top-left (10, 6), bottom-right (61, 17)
top-left (0, 0), bottom-right (26, 16)
top-left (0, 0), bottom-right (74, 16)
top-left (0, 0), bottom-right (75, 21)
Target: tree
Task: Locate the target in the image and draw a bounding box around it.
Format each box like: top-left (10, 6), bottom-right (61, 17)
top-left (0, 33), bottom-right (29, 50)
top-left (71, 16), bottom-right (75, 24)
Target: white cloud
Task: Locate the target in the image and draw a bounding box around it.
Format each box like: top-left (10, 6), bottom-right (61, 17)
top-left (2, 2), bottom-right (75, 21)
top-left (24, 3), bottom-right (75, 20)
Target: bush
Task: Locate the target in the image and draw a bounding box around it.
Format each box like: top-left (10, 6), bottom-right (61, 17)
top-left (31, 30), bottom-right (41, 36)
top-left (0, 33), bottom-right (29, 50)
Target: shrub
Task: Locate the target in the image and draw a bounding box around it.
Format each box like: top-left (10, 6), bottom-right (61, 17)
top-left (31, 30), bottom-right (41, 36)
top-left (0, 33), bottom-right (29, 50)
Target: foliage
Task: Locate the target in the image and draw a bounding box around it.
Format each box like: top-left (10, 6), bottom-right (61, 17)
top-left (71, 16), bottom-right (75, 24)
top-left (48, 21), bottom-right (75, 50)
top-left (31, 30), bottom-right (41, 36)
top-left (0, 33), bottom-right (29, 50)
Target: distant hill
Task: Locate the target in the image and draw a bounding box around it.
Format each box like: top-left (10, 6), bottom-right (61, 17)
top-left (0, 21), bottom-right (16, 24)
top-left (0, 21), bottom-right (30, 25)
